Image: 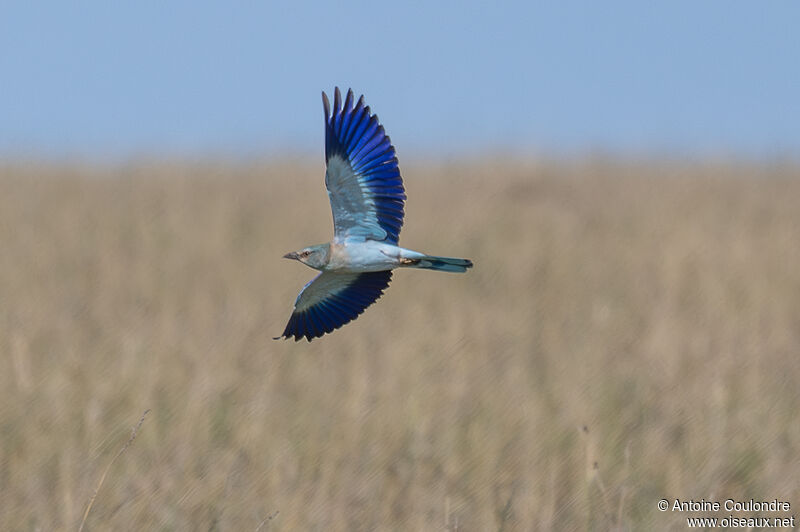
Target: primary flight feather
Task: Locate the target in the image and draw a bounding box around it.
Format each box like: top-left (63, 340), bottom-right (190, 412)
top-left (277, 87), bottom-right (473, 342)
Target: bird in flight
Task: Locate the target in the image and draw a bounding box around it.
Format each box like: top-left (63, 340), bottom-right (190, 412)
top-left (277, 87), bottom-right (473, 342)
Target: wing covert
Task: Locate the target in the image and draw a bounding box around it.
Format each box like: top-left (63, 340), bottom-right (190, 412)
top-left (277, 270), bottom-right (393, 342)
top-left (323, 87), bottom-right (406, 244)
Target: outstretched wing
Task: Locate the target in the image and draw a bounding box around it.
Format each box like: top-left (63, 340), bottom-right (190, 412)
top-left (323, 87), bottom-right (406, 244)
top-left (277, 270), bottom-right (393, 342)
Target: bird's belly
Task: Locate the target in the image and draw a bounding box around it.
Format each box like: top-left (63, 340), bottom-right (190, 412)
top-left (326, 241), bottom-right (404, 272)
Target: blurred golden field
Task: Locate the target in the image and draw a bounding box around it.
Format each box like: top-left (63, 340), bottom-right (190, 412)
top-left (1, 158), bottom-right (799, 530)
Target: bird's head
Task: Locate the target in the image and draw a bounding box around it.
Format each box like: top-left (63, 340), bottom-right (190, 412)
top-left (283, 244), bottom-right (330, 270)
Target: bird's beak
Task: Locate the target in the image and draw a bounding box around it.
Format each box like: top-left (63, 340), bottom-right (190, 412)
top-left (283, 251), bottom-right (299, 260)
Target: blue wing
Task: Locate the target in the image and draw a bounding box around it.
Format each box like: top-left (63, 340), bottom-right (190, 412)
top-left (277, 270), bottom-right (393, 342)
top-left (323, 87), bottom-right (406, 244)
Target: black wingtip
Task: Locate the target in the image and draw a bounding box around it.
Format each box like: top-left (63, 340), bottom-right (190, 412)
top-left (333, 87), bottom-right (342, 115)
top-left (322, 91), bottom-right (330, 120)
top-left (344, 88), bottom-right (354, 111)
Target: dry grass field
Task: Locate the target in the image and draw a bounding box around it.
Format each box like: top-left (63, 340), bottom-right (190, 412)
top-left (1, 158), bottom-right (799, 530)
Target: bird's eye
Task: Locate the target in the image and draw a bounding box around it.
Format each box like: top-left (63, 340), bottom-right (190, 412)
top-left (302, 251), bottom-right (311, 257)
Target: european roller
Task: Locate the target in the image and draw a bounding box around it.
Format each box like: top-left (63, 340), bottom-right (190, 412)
top-left (277, 88), bottom-right (473, 342)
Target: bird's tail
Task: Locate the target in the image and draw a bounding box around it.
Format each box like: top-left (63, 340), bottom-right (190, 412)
top-left (407, 255), bottom-right (473, 273)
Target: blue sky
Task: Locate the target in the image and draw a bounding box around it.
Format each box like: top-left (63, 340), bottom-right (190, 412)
top-left (1, 1), bottom-right (798, 159)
